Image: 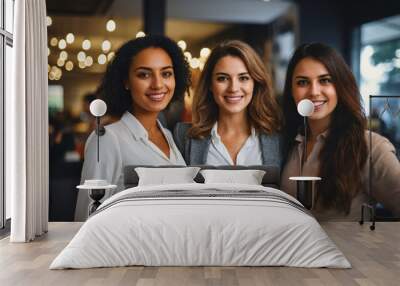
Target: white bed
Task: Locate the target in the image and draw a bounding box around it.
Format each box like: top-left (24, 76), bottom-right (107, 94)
top-left (50, 183), bottom-right (350, 269)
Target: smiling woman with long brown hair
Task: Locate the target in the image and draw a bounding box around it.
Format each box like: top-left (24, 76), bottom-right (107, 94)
top-left (280, 43), bottom-right (400, 220)
top-left (174, 40), bottom-right (282, 168)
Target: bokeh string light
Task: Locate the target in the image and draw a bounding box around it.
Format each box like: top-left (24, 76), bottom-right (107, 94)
top-left (48, 18), bottom-right (211, 81)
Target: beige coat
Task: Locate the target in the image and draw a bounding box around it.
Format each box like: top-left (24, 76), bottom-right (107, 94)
top-left (281, 131), bottom-right (400, 221)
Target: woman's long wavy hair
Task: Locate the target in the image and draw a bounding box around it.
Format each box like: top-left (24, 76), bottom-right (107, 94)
top-left (98, 35), bottom-right (191, 117)
top-left (189, 40), bottom-right (281, 138)
top-left (282, 43), bottom-right (368, 214)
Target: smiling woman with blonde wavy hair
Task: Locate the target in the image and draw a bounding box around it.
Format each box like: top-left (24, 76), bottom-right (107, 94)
top-left (174, 40), bottom-right (282, 168)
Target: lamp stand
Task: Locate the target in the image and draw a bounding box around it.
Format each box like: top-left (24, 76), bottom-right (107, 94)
top-left (301, 116), bottom-right (308, 175)
top-left (88, 188), bottom-right (106, 215)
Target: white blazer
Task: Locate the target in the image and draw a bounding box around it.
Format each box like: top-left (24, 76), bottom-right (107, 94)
top-left (74, 112), bottom-right (186, 221)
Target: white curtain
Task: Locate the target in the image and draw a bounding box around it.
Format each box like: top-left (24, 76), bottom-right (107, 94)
top-left (8, 0), bottom-right (49, 242)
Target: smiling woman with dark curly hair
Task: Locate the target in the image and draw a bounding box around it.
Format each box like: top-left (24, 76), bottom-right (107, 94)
top-left (75, 35), bottom-right (191, 221)
top-left (100, 35), bottom-right (191, 117)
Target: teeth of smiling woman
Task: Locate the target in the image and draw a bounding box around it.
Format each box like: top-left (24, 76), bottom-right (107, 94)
top-left (147, 93), bottom-right (165, 101)
top-left (313, 101), bottom-right (326, 108)
top-left (224, 96), bottom-right (243, 103)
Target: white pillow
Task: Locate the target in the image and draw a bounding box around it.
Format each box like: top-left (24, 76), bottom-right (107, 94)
top-left (200, 169), bottom-right (266, 185)
top-left (135, 167), bottom-right (201, 186)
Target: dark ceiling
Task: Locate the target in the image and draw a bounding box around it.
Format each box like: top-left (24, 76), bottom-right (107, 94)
top-left (46, 0), bottom-right (293, 24)
top-left (46, 0), bottom-right (115, 16)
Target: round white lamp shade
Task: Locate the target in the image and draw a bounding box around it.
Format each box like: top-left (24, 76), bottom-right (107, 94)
top-left (89, 99), bottom-right (107, 117)
top-left (297, 99), bottom-right (314, 117)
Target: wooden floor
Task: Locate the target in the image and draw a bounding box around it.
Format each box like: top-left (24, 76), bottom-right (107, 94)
top-left (0, 222), bottom-right (399, 286)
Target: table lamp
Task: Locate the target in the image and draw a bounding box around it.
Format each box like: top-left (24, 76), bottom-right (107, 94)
top-left (77, 99), bottom-right (116, 215)
top-left (89, 99), bottom-right (107, 162)
top-left (297, 99), bottom-right (314, 173)
top-left (290, 99), bottom-right (321, 210)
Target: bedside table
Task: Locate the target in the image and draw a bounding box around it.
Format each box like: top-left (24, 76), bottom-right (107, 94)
top-left (77, 180), bottom-right (116, 216)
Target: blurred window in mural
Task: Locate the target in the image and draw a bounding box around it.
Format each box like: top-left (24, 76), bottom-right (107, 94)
top-left (360, 14), bottom-right (400, 110)
top-left (272, 31), bottom-right (295, 95)
top-left (369, 96), bottom-right (400, 159)
top-left (360, 15), bottom-right (400, 160)
top-left (48, 85), bottom-right (64, 114)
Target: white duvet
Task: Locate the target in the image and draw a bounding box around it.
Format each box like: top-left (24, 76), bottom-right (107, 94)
top-left (50, 183), bottom-right (350, 269)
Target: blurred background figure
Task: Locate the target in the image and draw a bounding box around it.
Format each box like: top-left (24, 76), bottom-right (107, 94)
top-left (80, 93), bottom-right (97, 130)
top-left (73, 92), bottom-right (97, 159)
top-left (49, 110), bottom-right (81, 221)
top-left (49, 110), bottom-right (79, 164)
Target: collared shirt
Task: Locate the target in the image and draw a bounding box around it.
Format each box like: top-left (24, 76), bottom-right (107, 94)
top-left (206, 122), bottom-right (262, 166)
top-left (280, 131), bottom-right (400, 221)
top-left (294, 131), bottom-right (327, 178)
top-left (75, 112), bottom-right (186, 221)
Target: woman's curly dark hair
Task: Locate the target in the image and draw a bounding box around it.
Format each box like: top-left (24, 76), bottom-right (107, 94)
top-left (98, 35), bottom-right (191, 117)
